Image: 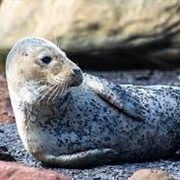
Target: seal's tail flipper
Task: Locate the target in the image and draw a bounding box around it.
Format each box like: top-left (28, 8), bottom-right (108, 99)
top-left (38, 149), bottom-right (118, 168)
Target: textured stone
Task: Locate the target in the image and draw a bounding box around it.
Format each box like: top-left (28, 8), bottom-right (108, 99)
top-left (0, 0), bottom-right (180, 68)
top-left (0, 161), bottom-right (71, 180)
top-left (128, 169), bottom-right (174, 180)
top-left (0, 76), bottom-right (14, 123)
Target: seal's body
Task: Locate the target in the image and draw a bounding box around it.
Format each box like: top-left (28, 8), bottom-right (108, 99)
top-left (6, 37), bottom-right (180, 167)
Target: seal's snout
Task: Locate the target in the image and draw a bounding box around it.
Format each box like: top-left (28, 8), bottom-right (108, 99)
top-left (69, 67), bottom-right (83, 87)
top-left (72, 68), bottom-right (82, 78)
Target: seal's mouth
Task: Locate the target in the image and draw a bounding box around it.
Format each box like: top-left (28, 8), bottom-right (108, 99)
top-left (68, 70), bottom-right (83, 88)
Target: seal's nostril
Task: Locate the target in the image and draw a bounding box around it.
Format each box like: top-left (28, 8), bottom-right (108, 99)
top-left (72, 68), bottom-right (81, 76)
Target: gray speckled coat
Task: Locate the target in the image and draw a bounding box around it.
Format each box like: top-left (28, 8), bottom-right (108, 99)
top-left (6, 37), bottom-right (180, 168)
top-left (16, 73), bottom-right (180, 167)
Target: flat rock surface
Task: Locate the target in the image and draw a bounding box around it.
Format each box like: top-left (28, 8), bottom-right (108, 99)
top-left (1, 70), bottom-right (180, 180)
top-left (0, 161), bottom-right (71, 180)
top-left (128, 169), bottom-right (173, 180)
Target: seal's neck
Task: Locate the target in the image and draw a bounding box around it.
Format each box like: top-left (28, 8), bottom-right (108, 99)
top-left (8, 79), bottom-right (71, 122)
top-left (18, 81), bottom-right (48, 104)
top-left (8, 80), bottom-right (51, 125)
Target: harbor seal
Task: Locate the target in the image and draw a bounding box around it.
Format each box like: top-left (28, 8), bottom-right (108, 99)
top-left (6, 37), bottom-right (180, 168)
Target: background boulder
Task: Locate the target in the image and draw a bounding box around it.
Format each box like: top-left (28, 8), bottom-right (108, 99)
top-left (0, 0), bottom-right (180, 69)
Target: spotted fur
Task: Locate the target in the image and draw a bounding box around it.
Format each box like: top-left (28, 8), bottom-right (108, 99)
top-left (6, 37), bottom-right (180, 168)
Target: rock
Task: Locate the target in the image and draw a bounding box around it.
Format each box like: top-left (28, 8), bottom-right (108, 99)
top-left (0, 145), bottom-right (15, 161)
top-left (0, 161), bottom-right (71, 180)
top-left (0, 0), bottom-right (180, 69)
top-left (128, 169), bottom-right (174, 180)
top-left (0, 76), bottom-right (15, 123)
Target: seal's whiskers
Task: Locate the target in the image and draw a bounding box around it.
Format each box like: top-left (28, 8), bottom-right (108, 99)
top-left (63, 82), bottom-right (67, 95)
top-left (47, 85), bottom-right (60, 104)
top-left (51, 81), bottom-right (67, 103)
top-left (52, 83), bottom-right (64, 102)
top-left (37, 84), bottom-right (56, 104)
top-left (52, 86), bottom-right (61, 102)
top-left (60, 82), bottom-right (65, 97)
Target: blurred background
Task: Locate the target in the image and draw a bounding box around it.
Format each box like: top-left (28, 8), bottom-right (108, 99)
top-left (1, 0), bottom-right (180, 73)
top-left (1, 0), bottom-right (180, 122)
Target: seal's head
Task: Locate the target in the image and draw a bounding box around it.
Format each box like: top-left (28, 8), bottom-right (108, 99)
top-left (6, 37), bottom-right (83, 103)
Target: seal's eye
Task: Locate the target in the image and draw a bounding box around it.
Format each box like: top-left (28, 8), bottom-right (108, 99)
top-left (41, 56), bottom-right (52, 64)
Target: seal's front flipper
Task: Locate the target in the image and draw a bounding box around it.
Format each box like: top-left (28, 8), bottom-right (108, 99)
top-left (84, 73), bottom-right (124, 109)
top-left (99, 87), bottom-right (147, 121)
top-left (84, 73), bottom-right (147, 121)
top-left (120, 90), bottom-right (148, 121)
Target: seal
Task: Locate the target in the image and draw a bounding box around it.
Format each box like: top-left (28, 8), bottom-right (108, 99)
top-left (6, 37), bottom-right (180, 168)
